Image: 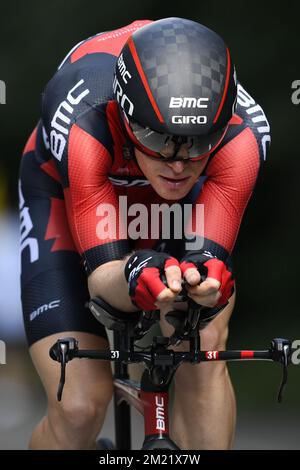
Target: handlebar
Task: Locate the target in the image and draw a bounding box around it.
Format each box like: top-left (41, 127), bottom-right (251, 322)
top-left (49, 295), bottom-right (294, 403)
top-left (50, 335), bottom-right (293, 403)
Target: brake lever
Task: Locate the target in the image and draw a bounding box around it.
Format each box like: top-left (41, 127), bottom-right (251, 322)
top-left (270, 338), bottom-right (291, 403)
top-left (277, 344), bottom-right (290, 403)
top-left (49, 337), bottom-right (78, 401)
top-left (57, 343), bottom-right (67, 401)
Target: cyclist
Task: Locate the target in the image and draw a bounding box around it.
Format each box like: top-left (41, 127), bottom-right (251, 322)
top-left (19, 17), bottom-right (270, 449)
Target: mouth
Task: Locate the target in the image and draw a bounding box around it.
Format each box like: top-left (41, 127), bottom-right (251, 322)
top-left (159, 175), bottom-right (191, 188)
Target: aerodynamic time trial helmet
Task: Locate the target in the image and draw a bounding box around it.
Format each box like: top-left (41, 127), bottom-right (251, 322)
top-left (114, 17), bottom-right (237, 161)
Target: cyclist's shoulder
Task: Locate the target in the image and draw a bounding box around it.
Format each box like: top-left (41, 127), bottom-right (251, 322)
top-left (214, 82), bottom-right (271, 163)
top-left (41, 20), bottom-right (152, 124)
top-left (235, 82), bottom-right (270, 131)
top-left (57, 20), bottom-right (152, 71)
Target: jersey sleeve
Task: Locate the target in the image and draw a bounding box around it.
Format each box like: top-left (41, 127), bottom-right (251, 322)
top-left (189, 88), bottom-right (271, 263)
top-left (40, 55), bottom-right (131, 274)
top-left (64, 124), bottom-right (130, 274)
top-left (193, 127), bottom-right (261, 261)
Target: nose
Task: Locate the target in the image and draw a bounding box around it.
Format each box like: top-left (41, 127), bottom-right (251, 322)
top-left (166, 160), bottom-right (186, 174)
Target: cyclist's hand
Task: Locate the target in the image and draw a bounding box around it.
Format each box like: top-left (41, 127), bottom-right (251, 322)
top-left (124, 250), bottom-right (181, 310)
top-left (180, 251), bottom-right (234, 308)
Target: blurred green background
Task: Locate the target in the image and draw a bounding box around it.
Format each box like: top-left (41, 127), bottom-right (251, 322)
top-left (0, 0), bottom-right (299, 449)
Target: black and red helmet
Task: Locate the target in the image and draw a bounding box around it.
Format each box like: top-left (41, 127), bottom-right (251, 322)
top-left (114, 17), bottom-right (237, 160)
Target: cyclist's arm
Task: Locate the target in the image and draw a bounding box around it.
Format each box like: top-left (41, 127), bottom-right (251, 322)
top-left (179, 125), bottom-right (266, 307)
top-left (43, 114), bottom-right (134, 310)
top-left (61, 125), bottom-right (135, 310)
top-left (88, 256), bottom-right (138, 312)
top-left (191, 125), bottom-right (266, 261)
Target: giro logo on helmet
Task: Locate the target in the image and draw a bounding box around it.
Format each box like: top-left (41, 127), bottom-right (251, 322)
top-left (172, 115), bottom-right (207, 124)
top-left (117, 53), bottom-right (132, 84)
top-left (169, 97), bottom-right (209, 109)
top-left (113, 75), bottom-right (134, 120)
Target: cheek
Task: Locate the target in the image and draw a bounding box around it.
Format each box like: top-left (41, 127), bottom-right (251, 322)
top-left (136, 155), bottom-right (161, 178)
top-left (190, 159), bottom-right (208, 176)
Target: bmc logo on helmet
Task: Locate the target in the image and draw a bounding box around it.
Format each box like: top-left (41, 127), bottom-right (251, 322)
top-left (169, 97), bottom-right (209, 108)
top-left (172, 115), bottom-right (207, 124)
top-left (117, 54), bottom-right (132, 84)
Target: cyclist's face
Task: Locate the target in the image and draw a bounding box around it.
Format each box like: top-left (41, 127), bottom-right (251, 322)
top-left (135, 148), bottom-right (209, 200)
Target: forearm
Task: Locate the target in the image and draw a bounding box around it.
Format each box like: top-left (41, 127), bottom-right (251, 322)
top-left (87, 256), bottom-right (137, 312)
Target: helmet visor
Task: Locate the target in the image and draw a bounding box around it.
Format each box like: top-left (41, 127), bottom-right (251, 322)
top-left (124, 118), bottom-right (227, 161)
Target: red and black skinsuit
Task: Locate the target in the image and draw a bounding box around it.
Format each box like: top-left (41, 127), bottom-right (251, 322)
top-left (19, 20), bottom-right (270, 345)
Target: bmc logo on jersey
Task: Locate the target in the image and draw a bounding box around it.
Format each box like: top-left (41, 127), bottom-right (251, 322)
top-left (50, 80), bottom-right (90, 161)
top-left (19, 180), bottom-right (39, 268)
top-left (237, 84), bottom-right (271, 161)
top-left (30, 300), bottom-right (61, 322)
top-left (170, 97), bottom-right (209, 125)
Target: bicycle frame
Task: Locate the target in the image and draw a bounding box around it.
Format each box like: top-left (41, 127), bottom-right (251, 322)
top-left (113, 353), bottom-right (178, 449)
top-left (112, 330), bottom-right (286, 450)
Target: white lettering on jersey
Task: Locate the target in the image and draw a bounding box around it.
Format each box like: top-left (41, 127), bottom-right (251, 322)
top-left (30, 299), bottom-right (61, 322)
top-left (50, 79), bottom-right (90, 161)
top-left (19, 180), bottom-right (39, 266)
top-left (237, 84), bottom-right (271, 160)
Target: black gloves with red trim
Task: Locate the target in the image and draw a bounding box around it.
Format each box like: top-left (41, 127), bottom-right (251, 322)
top-left (124, 250), bottom-right (180, 310)
top-left (124, 249), bottom-right (234, 311)
top-left (180, 250), bottom-right (234, 307)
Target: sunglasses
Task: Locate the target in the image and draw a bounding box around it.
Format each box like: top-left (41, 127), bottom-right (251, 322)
top-left (123, 117), bottom-right (227, 162)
